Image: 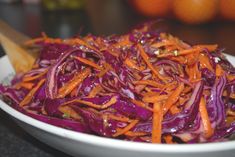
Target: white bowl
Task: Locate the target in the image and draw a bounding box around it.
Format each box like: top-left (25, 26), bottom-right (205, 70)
top-left (1, 55), bottom-right (235, 157)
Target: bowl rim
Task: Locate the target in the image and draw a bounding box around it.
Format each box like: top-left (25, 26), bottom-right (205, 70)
top-left (1, 54), bottom-right (235, 153)
top-left (1, 99), bottom-right (235, 153)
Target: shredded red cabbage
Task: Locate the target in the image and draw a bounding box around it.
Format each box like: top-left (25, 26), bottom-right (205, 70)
top-left (1, 23), bottom-right (235, 144)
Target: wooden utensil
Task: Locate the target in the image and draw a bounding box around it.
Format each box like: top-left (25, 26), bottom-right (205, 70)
top-left (0, 20), bottom-right (38, 73)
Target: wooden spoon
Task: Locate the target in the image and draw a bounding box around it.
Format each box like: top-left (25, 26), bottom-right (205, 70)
top-left (0, 20), bottom-right (38, 73)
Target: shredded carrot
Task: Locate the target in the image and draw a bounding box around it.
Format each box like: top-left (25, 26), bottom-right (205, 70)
top-left (125, 131), bottom-right (147, 137)
top-left (227, 110), bottom-right (235, 116)
top-left (164, 135), bottom-right (174, 144)
top-left (132, 71), bottom-right (142, 80)
top-left (88, 84), bottom-right (103, 98)
top-left (193, 44), bottom-right (218, 52)
top-left (114, 35), bottom-right (132, 47)
top-left (104, 48), bottom-right (120, 57)
top-left (151, 40), bottom-right (175, 48)
top-left (194, 63), bottom-right (201, 80)
top-left (165, 83), bottom-right (180, 92)
top-left (198, 53), bottom-right (214, 71)
top-left (227, 116), bottom-right (235, 125)
top-left (229, 93), bottom-right (235, 99)
top-left (44, 38), bottom-right (62, 44)
top-left (216, 64), bottom-right (224, 77)
top-left (23, 69), bottom-right (48, 82)
top-left (152, 102), bottom-right (163, 143)
top-left (199, 97), bottom-right (214, 138)
top-left (20, 79), bottom-right (45, 106)
top-left (144, 87), bottom-right (152, 92)
top-left (137, 44), bottom-right (167, 82)
top-left (169, 56), bottom-right (187, 64)
top-left (98, 63), bottom-right (112, 78)
top-left (203, 89), bottom-right (211, 97)
top-left (159, 81), bottom-right (177, 95)
top-left (163, 82), bottom-right (184, 114)
top-left (95, 37), bottom-right (105, 47)
top-left (178, 96), bottom-right (190, 106)
top-left (32, 63), bottom-right (39, 69)
top-left (131, 99), bottom-right (153, 111)
top-left (185, 66), bottom-right (192, 80)
top-left (133, 80), bottom-right (164, 88)
top-left (157, 48), bottom-right (200, 58)
top-left (113, 120), bottom-right (139, 137)
top-left (135, 84), bottom-right (146, 93)
top-left (59, 106), bottom-right (81, 120)
top-left (66, 38), bottom-right (96, 51)
top-left (169, 105), bottom-right (181, 114)
top-left (70, 87), bottom-right (78, 97)
top-left (15, 82), bottom-right (35, 90)
top-left (227, 74), bottom-right (235, 81)
top-left (124, 58), bottom-right (145, 71)
top-left (105, 114), bottom-right (130, 122)
top-left (57, 68), bottom-right (91, 98)
top-left (141, 91), bottom-right (158, 97)
top-left (159, 33), bottom-right (189, 50)
top-left (185, 53), bottom-right (200, 66)
top-left (61, 96), bottom-right (117, 109)
top-left (182, 86), bottom-right (192, 94)
top-left (74, 56), bottom-right (102, 70)
top-left (186, 63), bottom-right (201, 82)
top-left (142, 95), bottom-right (168, 103)
top-left (190, 78), bottom-right (202, 83)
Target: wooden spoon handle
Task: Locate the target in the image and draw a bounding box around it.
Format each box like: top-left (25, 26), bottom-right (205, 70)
top-left (0, 20), bottom-right (37, 73)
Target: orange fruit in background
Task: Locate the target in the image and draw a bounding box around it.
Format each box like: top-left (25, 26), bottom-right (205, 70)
top-left (173, 0), bottom-right (219, 24)
top-left (219, 0), bottom-right (235, 20)
top-left (131, 0), bottom-right (171, 17)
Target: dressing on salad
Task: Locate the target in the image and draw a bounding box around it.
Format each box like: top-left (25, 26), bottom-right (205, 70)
top-left (1, 23), bottom-right (235, 144)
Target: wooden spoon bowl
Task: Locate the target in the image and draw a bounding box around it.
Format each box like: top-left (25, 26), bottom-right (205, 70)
top-left (0, 20), bottom-right (38, 73)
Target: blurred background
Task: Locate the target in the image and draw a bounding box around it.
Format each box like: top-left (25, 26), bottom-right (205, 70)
top-left (0, 0), bottom-right (235, 157)
top-left (0, 0), bottom-right (235, 53)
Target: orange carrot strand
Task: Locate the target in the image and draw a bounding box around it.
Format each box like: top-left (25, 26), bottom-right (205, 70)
top-left (59, 106), bottom-right (81, 120)
top-left (104, 114), bottom-right (130, 122)
top-left (131, 99), bottom-right (153, 111)
top-left (88, 84), bottom-right (103, 98)
top-left (97, 63), bottom-right (112, 78)
top-left (23, 69), bottom-right (48, 82)
top-left (164, 135), bottom-right (174, 144)
top-left (157, 48), bottom-right (200, 58)
top-left (137, 44), bottom-right (167, 82)
top-left (152, 102), bottom-right (163, 143)
top-left (124, 58), bottom-right (144, 71)
top-left (133, 80), bottom-right (164, 88)
top-left (198, 53), bottom-right (214, 72)
top-left (142, 95), bottom-right (168, 103)
top-left (61, 96), bottom-right (117, 109)
top-left (163, 83), bottom-right (184, 114)
top-left (193, 44), bottom-right (218, 52)
top-left (216, 64), bottom-right (224, 77)
top-left (20, 79), bottom-right (45, 106)
top-left (74, 56), bottom-right (102, 70)
top-left (57, 68), bottom-right (91, 98)
top-left (113, 120), bottom-right (139, 137)
top-left (15, 82), bottom-right (35, 90)
top-left (125, 131), bottom-right (147, 137)
top-left (199, 97), bottom-right (214, 138)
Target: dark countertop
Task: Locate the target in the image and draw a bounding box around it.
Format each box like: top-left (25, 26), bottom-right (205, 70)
top-left (0, 2), bottom-right (235, 157)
